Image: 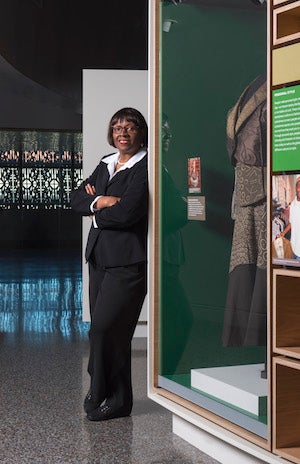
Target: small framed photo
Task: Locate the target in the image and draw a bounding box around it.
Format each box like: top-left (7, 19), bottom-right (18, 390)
top-left (188, 157), bottom-right (201, 193)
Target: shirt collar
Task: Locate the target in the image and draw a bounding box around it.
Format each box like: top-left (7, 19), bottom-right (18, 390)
top-left (102, 149), bottom-right (147, 179)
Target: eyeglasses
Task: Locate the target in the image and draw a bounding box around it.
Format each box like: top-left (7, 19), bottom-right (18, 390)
top-left (112, 125), bottom-right (139, 135)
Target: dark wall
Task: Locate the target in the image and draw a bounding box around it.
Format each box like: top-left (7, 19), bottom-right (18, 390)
top-left (0, 209), bottom-right (81, 249)
top-left (0, 0), bottom-right (148, 248)
top-left (0, 0), bottom-right (148, 131)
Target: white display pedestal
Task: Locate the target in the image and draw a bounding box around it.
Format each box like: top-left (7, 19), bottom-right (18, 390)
top-left (191, 364), bottom-right (267, 416)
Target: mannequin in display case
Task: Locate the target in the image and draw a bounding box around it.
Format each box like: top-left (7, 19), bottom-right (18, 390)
top-left (222, 75), bottom-right (267, 348)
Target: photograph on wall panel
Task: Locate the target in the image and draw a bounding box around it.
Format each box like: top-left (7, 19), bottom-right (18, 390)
top-left (0, 129), bottom-right (82, 210)
top-left (272, 173), bottom-right (300, 267)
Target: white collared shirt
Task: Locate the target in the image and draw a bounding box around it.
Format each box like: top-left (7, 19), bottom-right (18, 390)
top-left (90, 149), bottom-right (147, 228)
top-left (290, 197), bottom-right (300, 257)
top-left (101, 149), bottom-right (147, 180)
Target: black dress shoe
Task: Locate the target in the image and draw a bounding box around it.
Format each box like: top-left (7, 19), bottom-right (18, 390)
top-left (86, 401), bottom-right (131, 421)
top-left (84, 389), bottom-right (101, 414)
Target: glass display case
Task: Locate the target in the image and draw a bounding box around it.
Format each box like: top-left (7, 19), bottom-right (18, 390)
top-left (148, 1), bottom-right (300, 463)
top-left (153, 0), bottom-right (268, 438)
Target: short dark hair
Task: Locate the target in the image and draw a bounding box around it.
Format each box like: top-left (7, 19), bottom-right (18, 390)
top-left (107, 107), bottom-right (148, 148)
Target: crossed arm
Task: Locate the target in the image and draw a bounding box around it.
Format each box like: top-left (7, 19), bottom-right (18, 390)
top-left (85, 183), bottom-right (120, 209)
top-left (71, 165), bottom-right (148, 229)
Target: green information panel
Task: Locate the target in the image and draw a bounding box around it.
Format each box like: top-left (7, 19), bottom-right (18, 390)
top-left (273, 84), bottom-right (300, 172)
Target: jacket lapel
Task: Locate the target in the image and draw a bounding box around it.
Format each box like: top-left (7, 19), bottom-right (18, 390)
top-left (227, 80), bottom-right (267, 139)
top-left (235, 81), bottom-right (267, 133)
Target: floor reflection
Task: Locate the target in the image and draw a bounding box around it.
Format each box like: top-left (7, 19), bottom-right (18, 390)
top-left (0, 248), bottom-right (89, 339)
top-left (0, 248), bottom-right (220, 464)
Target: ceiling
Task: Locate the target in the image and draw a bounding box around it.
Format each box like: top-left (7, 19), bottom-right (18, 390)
top-left (0, 0), bottom-right (148, 106)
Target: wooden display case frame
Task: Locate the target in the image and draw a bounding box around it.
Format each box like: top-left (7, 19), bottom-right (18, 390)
top-left (273, 356), bottom-right (300, 462)
top-left (273, 1), bottom-right (300, 46)
top-left (148, 0), bottom-right (272, 458)
top-left (270, 1), bottom-right (300, 463)
top-left (273, 269), bottom-right (300, 359)
top-left (148, 1), bottom-right (300, 463)
top-left (274, 0), bottom-right (296, 6)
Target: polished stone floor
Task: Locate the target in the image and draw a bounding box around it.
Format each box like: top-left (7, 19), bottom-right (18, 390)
top-left (0, 249), bottom-right (220, 464)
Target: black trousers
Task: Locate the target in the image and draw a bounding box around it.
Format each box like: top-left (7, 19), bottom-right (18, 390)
top-left (88, 260), bottom-right (146, 412)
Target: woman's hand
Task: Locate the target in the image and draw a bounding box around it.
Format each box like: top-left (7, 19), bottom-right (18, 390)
top-left (85, 184), bottom-right (120, 208)
top-left (96, 196), bottom-right (121, 209)
top-left (85, 184), bottom-right (96, 195)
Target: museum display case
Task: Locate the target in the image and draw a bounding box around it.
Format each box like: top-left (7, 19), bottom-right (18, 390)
top-left (271, 0), bottom-right (300, 461)
top-left (148, 1), bottom-right (300, 463)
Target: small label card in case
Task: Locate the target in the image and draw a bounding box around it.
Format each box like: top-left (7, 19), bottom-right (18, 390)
top-left (188, 196), bottom-right (206, 221)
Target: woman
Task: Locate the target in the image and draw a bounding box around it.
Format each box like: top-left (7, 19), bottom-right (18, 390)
top-left (71, 107), bottom-right (148, 421)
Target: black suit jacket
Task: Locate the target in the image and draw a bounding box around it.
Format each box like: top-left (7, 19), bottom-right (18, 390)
top-left (71, 153), bottom-right (148, 267)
